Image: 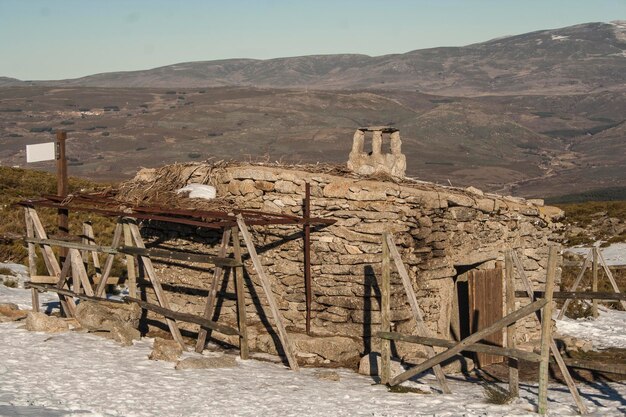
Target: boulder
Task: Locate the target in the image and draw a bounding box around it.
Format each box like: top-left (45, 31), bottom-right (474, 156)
top-left (175, 354), bottom-right (237, 370)
top-left (0, 303), bottom-right (28, 322)
top-left (149, 337), bottom-right (183, 362)
top-left (74, 300), bottom-right (141, 331)
top-left (24, 312), bottom-right (70, 333)
top-left (313, 370), bottom-right (341, 381)
top-left (107, 323), bottom-right (141, 346)
top-left (256, 333), bottom-right (361, 366)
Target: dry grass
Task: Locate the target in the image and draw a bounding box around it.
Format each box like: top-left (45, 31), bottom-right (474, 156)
top-left (482, 383), bottom-right (515, 405)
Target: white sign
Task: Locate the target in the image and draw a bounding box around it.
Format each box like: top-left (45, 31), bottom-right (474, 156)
top-left (26, 142), bottom-right (56, 163)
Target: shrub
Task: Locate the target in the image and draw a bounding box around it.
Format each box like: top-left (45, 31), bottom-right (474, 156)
top-left (483, 383), bottom-right (514, 404)
top-left (2, 278), bottom-right (18, 288)
top-left (0, 266), bottom-right (15, 276)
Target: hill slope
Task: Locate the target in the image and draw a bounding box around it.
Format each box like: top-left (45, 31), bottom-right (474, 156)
top-left (3, 22), bottom-right (626, 96)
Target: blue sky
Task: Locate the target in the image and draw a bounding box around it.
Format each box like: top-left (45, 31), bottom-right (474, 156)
top-left (0, 0), bottom-right (624, 80)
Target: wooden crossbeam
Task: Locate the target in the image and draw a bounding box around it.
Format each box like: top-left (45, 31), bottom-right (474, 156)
top-left (384, 234), bottom-right (451, 392)
top-left (24, 237), bottom-right (117, 255)
top-left (389, 298), bottom-right (547, 386)
top-left (95, 221), bottom-right (123, 297)
top-left (236, 215), bottom-right (299, 371)
top-left (195, 228), bottom-right (232, 353)
top-left (516, 290), bottom-right (626, 301)
top-left (232, 225), bottom-right (250, 360)
top-left (118, 246), bottom-right (241, 267)
top-left (24, 208), bottom-right (40, 312)
top-left (557, 249), bottom-right (592, 320)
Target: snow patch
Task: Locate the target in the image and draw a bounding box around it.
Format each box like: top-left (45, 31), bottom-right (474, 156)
top-left (557, 307), bottom-right (626, 350)
top-left (176, 183), bottom-right (217, 200)
top-left (566, 243), bottom-right (626, 266)
top-left (551, 34), bottom-right (570, 41)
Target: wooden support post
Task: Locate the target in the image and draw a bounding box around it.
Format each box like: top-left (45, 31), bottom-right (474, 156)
top-left (385, 234), bottom-right (451, 393)
top-left (127, 222), bottom-right (186, 350)
top-left (304, 182), bottom-right (312, 335)
top-left (389, 298), bottom-right (547, 386)
top-left (538, 246), bottom-right (557, 415)
top-left (504, 250), bottom-right (519, 398)
top-left (123, 222), bottom-right (137, 298)
top-left (55, 251), bottom-right (77, 317)
top-left (95, 220), bottom-right (123, 297)
top-left (511, 250), bottom-right (587, 415)
top-left (596, 248), bottom-right (626, 310)
top-left (236, 215), bottom-right (299, 371)
top-left (24, 208), bottom-right (40, 312)
top-left (380, 233), bottom-right (391, 385)
top-left (232, 226), bottom-right (249, 360)
top-left (557, 248), bottom-right (592, 320)
top-left (591, 247), bottom-right (599, 318)
top-left (195, 228), bottom-right (231, 353)
top-left (27, 207), bottom-right (77, 315)
top-left (56, 131), bottom-right (69, 261)
top-left (83, 222), bottom-right (101, 277)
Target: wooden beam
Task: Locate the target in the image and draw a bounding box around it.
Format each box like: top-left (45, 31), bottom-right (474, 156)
top-left (558, 249), bottom-right (592, 320)
top-left (591, 247), bottom-right (599, 318)
top-left (123, 222), bottom-right (137, 298)
top-left (127, 222), bottom-right (187, 350)
top-left (195, 228), bottom-right (231, 353)
top-left (124, 296), bottom-right (240, 337)
top-left (389, 298), bottom-right (547, 386)
top-left (596, 248), bottom-right (626, 310)
top-left (505, 250), bottom-right (519, 397)
top-left (69, 248), bottom-right (94, 297)
top-left (377, 331), bottom-right (541, 362)
top-left (232, 225), bottom-right (249, 360)
top-left (24, 237), bottom-right (117, 255)
top-left (24, 208), bottom-right (39, 312)
top-left (538, 246), bottom-right (557, 415)
top-left (516, 291), bottom-right (626, 301)
top-left (95, 221), bottom-right (123, 297)
top-left (118, 246), bottom-right (242, 267)
top-left (236, 215), bottom-right (299, 371)
top-left (385, 234), bottom-right (451, 393)
top-left (511, 250), bottom-right (588, 415)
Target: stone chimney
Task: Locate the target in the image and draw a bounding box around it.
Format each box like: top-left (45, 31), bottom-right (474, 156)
top-left (347, 126), bottom-right (406, 177)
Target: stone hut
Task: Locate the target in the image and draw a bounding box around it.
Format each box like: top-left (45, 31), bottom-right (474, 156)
top-left (121, 162), bottom-right (563, 368)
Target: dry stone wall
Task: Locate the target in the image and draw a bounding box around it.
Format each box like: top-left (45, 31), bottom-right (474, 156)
top-left (132, 164), bottom-right (564, 366)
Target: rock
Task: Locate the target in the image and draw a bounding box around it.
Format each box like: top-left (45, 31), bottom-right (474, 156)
top-left (313, 370), bottom-right (340, 381)
top-left (74, 300), bottom-right (141, 331)
top-left (24, 312), bottom-right (70, 333)
top-left (0, 303), bottom-right (28, 322)
top-left (257, 333), bottom-right (361, 366)
top-left (175, 354), bottom-right (237, 369)
top-left (108, 323), bottom-right (141, 346)
top-left (149, 337), bottom-right (183, 362)
top-left (358, 352), bottom-right (405, 378)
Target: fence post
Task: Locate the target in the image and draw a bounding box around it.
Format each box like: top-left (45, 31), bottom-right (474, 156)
top-left (538, 246), bottom-right (558, 415)
top-left (505, 250), bottom-right (518, 397)
top-left (592, 247), bottom-right (599, 318)
top-left (380, 232), bottom-right (391, 384)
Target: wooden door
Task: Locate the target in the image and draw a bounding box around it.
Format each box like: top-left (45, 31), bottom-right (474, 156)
top-left (468, 268), bottom-right (504, 367)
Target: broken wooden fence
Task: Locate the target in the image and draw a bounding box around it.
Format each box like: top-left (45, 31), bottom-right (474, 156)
top-left (21, 206), bottom-right (304, 370)
top-left (376, 236), bottom-right (595, 415)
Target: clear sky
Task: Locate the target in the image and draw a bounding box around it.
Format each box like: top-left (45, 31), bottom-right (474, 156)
top-left (0, 0), bottom-right (624, 80)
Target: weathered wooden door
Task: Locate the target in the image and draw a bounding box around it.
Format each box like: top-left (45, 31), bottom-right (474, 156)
top-left (468, 268), bottom-right (504, 367)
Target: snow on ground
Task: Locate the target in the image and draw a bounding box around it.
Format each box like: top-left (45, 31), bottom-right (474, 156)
top-left (565, 243), bottom-right (626, 266)
top-left (0, 274), bottom-right (625, 416)
top-left (556, 307), bottom-right (626, 350)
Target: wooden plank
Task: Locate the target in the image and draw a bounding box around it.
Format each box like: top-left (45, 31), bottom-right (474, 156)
top-left (117, 246), bottom-right (242, 267)
top-left (516, 291), bottom-right (626, 301)
top-left (538, 246), bottom-right (557, 415)
top-left (55, 249), bottom-right (77, 317)
top-left (385, 234), bottom-right (451, 393)
top-left (123, 222), bottom-right (137, 298)
top-left (195, 228), bottom-right (231, 353)
top-left (232, 226), bottom-right (249, 360)
top-left (380, 233), bottom-right (391, 385)
top-left (511, 250), bottom-right (588, 415)
top-left (69, 248), bottom-right (94, 296)
top-left (505, 251), bottom-right (519, 397)
top-left (377, 331), bottom-right (626, 375)
top-left (24, 208), bottom-right (40, 312)
top-left (95, 221), bottom-right (123, 297)
top-left (236, 215), bottom-right (299, 371)
top-left (84, 223), bottom-right (102, 277)
top-left (558, 248), bottom-right (592, 320)
top-left (127, 222), bottom-right (187, 350)
top-left (24, 237), bottom-right (117, 255)
top-left (389, 298), bottom-right (547, 386)
top-left (124, 296), bottom-right (240, 337)
top-left (377, 331), bottom-right (541, 362)
top-left (596, 248), bottom-right (626, 310)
